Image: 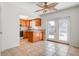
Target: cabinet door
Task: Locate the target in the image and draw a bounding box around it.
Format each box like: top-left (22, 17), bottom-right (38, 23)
top-left (20, 19), bottom-right (27, 27)
top-left (35, 18), bottom-right (41, 26)
top-left (26, 20), bottom-right (30, 27)
top-left (23, 31), bottom-right (27, 38)
top-left (20, 19), bottom-right (32, 27)
top-left (28, 32), bottom-right (33, 42)
top-left (33, 32), bottom-right (40, 42)
top-left (39, 32), bottom-right (43, 40)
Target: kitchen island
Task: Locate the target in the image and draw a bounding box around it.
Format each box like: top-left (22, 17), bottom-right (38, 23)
top-left (23, 29), bottom-right (45, 42)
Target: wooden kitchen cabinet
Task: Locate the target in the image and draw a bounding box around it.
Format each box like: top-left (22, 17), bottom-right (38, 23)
top-left (20, 19), bottom-right (27, 27)
top-left (26, 20), bottom-right (32, 28)
top-left (23, 30), bottom-right (45, 42)
top-left (39, 32), bottom-right (43, 40)
top-left (20, 19), bottom-right (32, 27)
top-left (35, 18), bottom-right (41, 26)
top-left (23, 31), bottom-right (30, 39)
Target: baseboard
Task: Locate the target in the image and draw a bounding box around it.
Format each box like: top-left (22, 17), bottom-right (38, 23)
top-left (47, 40), bottom-right (69, 45)
top-left (1, 44), bottom-right (19, 52)
top-left (69, 43), bottom-right (79, 48)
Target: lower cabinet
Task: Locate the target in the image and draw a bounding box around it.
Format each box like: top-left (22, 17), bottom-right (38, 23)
top-left (23, 30), bottom-right (45, 42)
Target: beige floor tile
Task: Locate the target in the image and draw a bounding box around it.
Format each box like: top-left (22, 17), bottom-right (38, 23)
top-left (1, 39), bottom-right (79, 56)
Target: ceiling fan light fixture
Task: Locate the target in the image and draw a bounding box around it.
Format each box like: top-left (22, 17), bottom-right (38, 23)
top-left (35, 2), bottom-right (58, 13)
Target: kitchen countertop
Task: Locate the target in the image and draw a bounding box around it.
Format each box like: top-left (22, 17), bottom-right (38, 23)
top-left (24, 29), bottom-right (45, 32)
top-left (20, 27), bottom-right (45, 32)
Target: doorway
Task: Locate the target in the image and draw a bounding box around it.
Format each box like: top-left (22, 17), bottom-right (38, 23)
top-left (47, 17), bottom-right (70, 44)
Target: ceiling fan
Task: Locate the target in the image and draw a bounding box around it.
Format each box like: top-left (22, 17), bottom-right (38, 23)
top-left (35, 2), bottom-right (58, 13)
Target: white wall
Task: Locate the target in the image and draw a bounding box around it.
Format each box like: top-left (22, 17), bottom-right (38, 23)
top-left (0, 25), bottom-right (1, 53)
top-left (41, 6), bottom-right (79, 47)
top-left (1, 3), bottom-right (20, 51)
top-left (1, 2), bottom-right (40, 51)
top-left (0, 33), bottom-right (1, 51)
top-left (0, 3), bottom-right (2, 52)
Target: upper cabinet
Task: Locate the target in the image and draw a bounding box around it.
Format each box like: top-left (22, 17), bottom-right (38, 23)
top-left (35, 18), bottom-right (41, 26)
top-left (20, 19), bottom-right (32, 27)
top-left (20, 18), bottom-right (42, 27)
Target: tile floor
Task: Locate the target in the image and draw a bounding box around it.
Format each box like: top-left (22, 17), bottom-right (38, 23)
top-left (1, 39), bottom-right (79, 56)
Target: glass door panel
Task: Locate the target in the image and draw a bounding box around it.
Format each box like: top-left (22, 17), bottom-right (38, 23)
top-left (59, 19), bottom-right (68, 42)
top-left (47, 20), bottom-right (56, 40)
top-left (46, 17), bottom-right (69, 44)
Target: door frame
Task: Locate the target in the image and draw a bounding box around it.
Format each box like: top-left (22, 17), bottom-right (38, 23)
top-left (46, 16), bottom-right (70, 44)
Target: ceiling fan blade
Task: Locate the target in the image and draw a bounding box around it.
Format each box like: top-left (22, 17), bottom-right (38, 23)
top-left (35, 9), bottom-right (44, 12)
top-left (48, 7), bottom-right (57, 11)
top-left (48, 3), bottom-right (58, 7)
top-left (36, 4), bottom-right (44, 8)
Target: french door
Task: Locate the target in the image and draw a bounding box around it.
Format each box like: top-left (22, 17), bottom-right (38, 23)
top-left (47, 18), bottom-right (70, 44)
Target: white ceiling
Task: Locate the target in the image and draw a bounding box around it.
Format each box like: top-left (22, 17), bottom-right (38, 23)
top-left (55, 2), bottom-right (79, 10)
top-left (23, 2), bottom-right (79, 15)
top-left (12, 2), bottom-right (79, 18)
